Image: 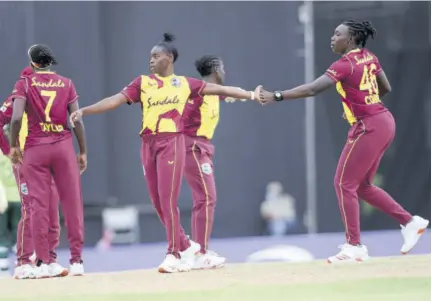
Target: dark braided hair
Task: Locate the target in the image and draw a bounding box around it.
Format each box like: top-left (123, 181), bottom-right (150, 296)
top-left (342, 20), bottom-right (377, 48)
top-left (155, 33), bottom-right (179, 62)
top-left (195, 55), bottom-right (222, 77)
top-left (28, 44), bottom-right (58, 68)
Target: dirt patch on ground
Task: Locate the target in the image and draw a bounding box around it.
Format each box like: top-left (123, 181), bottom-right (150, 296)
top-left (0, 254), bottom-right (429, 298)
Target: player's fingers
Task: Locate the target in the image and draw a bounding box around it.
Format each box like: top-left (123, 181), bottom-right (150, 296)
top-left (70, 116), bottom-right (76, 128)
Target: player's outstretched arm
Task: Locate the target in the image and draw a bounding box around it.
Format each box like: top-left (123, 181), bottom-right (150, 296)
top-left (202, 83), bottom-right (261, 102)
top-left (70, 93), bottom-right (128, 127)
top-left (258, 75), bottom-right (334, 105)
top-left (82, 93), bottom-right (128, 116)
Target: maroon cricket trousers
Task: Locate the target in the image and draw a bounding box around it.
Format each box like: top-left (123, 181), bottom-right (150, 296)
top-left (334, 111), bottom-right (412, 245)
top-left (141, 133), bottom-right (192, 256)
top-left (22, 137), bottom-right (84, 264)
top-left (184, 135), bottom-right (216, 253)
top-left (13, 163), bottom-right (60, 265)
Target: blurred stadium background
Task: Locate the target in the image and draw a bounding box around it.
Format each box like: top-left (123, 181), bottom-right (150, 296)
top-left (0, 1), bottom-right (429, 270)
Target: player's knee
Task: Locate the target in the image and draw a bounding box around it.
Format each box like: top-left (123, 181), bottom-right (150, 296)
top-left (334, 177), bottom-right (358, 195)
top-left (333, 175), bottom-right (342, 191)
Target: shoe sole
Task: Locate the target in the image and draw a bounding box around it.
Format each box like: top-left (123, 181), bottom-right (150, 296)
top-left (158, 266), bottom-right (190, 273)
top-left (51, 269), bottom-right (69, 277)
top-left (401, 226), bottom-right (428, 255)
top-left (192, 262), bottom-right (226, 270)
top-left (327, 257), bottom-right (369, 264)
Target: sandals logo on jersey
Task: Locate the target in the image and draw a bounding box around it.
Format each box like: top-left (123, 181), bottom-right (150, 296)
top-left (20, 183), bottom-right (28, 195)
top-left (201, 163), bottom-right (213, 175)
top-left (171, 77), bottom-right (181, 88)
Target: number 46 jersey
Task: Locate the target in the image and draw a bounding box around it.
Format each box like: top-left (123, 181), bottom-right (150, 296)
top-left (325, 48), bottom-right (388, 126)
top-left (10, 71), bottom-right (78, 150)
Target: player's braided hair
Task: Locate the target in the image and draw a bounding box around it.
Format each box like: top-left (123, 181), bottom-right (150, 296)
top-left (195, 55), bottom-right (222, 77)
top-left (28, 44), bottom-right (58, 68)
top-left (343, 20), bottom-right (377, 48)
top-left (156, 33), bottom-right (179, 63)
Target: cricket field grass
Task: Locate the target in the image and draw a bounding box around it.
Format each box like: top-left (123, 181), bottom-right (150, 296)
top-left (0, 254), bottom-right (430, 301)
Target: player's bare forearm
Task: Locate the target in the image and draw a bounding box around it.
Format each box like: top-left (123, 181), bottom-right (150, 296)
top-left (9, 119), bottom-right (21, 148)
top-left (68, 101), bottom-right (87, 154)
top-left (10, 98), bottom-right (25, 148)
top-left (82, 93), bottom-right (128, 116)
top-left (281, 75), bottom-right (334, 100)
top-left (203, 83), bottom-right (254, 100)
top-left (377, 70), bottom-right (391, 99)
top-left (72, 120), bottom-right (87, 154)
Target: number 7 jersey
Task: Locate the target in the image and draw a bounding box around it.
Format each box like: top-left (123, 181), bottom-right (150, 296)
top-left (325, 48), bottom-right (388, 125)
top-left (10, 71), bottom-right (78, 149)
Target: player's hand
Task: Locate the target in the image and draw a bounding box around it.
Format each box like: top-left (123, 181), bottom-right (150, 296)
top-left (9, 147), bottom-right (23, 165)
top-left (258, 86), bottom-right (276, 106)
top-left (254, 85), bottom-right (263, 104)
top-left (70, 110), bottom-right (83, 128)
top-left (77, 153), bottom-right (87, 175)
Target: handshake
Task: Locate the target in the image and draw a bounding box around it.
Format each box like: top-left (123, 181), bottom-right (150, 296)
top-left (224, 86), bottom-right (276, 105)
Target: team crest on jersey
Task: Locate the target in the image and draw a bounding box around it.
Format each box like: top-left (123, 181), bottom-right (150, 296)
top-left (201, 163), bottom-right (213, 175)
top-left (20, 183), bottom-right (28, 195)
top-left (171, 77), bottom-right (181, 88)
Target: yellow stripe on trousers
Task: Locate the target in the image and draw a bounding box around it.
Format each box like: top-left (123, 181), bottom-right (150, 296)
top-left (338, 130), bottom-right (365, 244)
top-left (168, 137), bottom-right (177, 253)
top-left (192, 142), bottom-right (210, 250)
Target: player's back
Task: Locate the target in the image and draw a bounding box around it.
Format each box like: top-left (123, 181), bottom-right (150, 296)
top-left (16, 71), bottom-right (76, 149)
top-left (334, 48), bottom-right (387, 124)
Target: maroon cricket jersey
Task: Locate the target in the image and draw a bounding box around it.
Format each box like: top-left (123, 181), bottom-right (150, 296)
top-left (0, 97), bottom-right (12, 154)
top-left (325, 48), bottom-right (388, 125)
top-left (10, 71), bottom-right (78, 149)
top-left (183, 94), bottom-right (222, 140)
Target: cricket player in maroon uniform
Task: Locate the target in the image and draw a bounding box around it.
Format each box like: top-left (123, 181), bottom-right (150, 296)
top-left (0, 84), bottom-right (66, 279)
top-left (70, 33), bottom-right (259, 273)
top-left (181, 55), bottom-right (232, 269)
top-left (9, 44), bottom-right (87, 277)
top-left (258, 20), bottom-right (429, 263)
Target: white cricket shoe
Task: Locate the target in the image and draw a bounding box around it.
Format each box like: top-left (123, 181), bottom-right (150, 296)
top-left (69, 262), bottom-right (84, 276)
top-left (180, 240), bottom-right (201, 267)
top-left (327, 244), bottom-right (369, 263)
top-left (158, 254), bottom-right (191, 273)
top-left (48, 262), bottom-right (69, 277)
top-left (13, 264), bottom-right (36, 279)
top-left (401, 216), bottom-right (429, 254)
top-left (193, 250), bottom-right (226, 270)
top-left (34, 263), bottom-right (50, 279)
